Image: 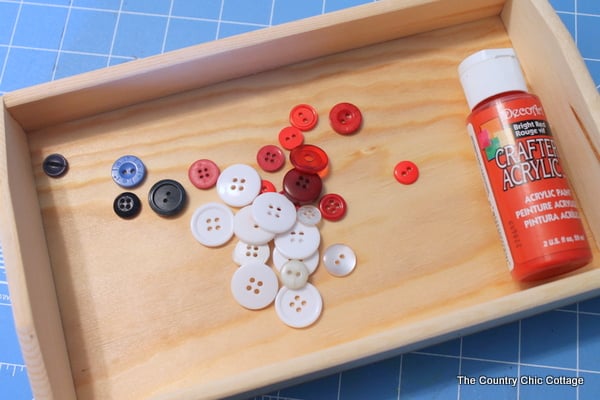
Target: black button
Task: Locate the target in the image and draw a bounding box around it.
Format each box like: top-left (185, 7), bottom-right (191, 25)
top-left (43, 153), bottom-right (69, 177)
top-left (148, 179), bottom-right (187, 217)
top-left (113, 192), bottom-right (141, 219)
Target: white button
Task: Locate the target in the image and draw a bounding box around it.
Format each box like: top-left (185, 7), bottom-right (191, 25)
top-left (274, 221), bottom-right (320, 260)
top-left (216, 164), bottom-right (261, 207)
top-left (190, 202), bottom-right (234, 247)
top-left (280, 260), bottom-right (309, 290)
top-left (231, 262), bottom-right (278, 310)
top-left (275, 283), bottom-right (322, 328)
top-left (232, 240), bottom-right (270, 265)
top-left (251, 192), bottom-right (297, 233)
top-left (322, 243), bottom-right (357, 277)
top-left (233, 206), bottom-right (275, 245)
top-left (272, 247), bottom-right (319, 275)
top-left (296, 205), bottom-right (321, 226)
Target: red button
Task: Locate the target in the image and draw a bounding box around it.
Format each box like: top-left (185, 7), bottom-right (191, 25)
top-left (282, 168), bottom-right (323, 204)
top-left (289, 104), bottom-right (318, 131)
top-left (257, 144), bottom-right (285, 172)
top-left (188, 159), bottom-right (220, 189)
top-left (394, 161), bottom-right (419, 184)
top-left (278, 126), bottom-right (304, 150)
top-left (329, 102), bottom-right (362, 135)
top-left (319, 193), bottom-right (347, 221)
top-left (290, 144), bottom-right (329, 174)
top-left (260, 179), bottom-right (276, 194)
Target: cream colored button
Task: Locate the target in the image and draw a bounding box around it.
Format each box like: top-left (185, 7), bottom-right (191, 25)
top-left (322, 243), bottom-right (356, 277)
top-left (280, 260), bottom-right (309, 290)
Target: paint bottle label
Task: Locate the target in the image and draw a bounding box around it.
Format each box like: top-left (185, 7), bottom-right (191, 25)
top-left (467, 93), bottom-right (590, 275)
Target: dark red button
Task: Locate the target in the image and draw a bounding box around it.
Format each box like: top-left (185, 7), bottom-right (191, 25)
top-left (394, 161), bottom-right (419, 184)
top-left (260, 179), bottom-right (276, 194)
top-left (290, 144), bottom-right (329, 174)
top-left (282, 168), bottom-right (323, 204)
top-left (319, 193), bottom-right (347, 221)
top-left (257, 144), bottom-right (285, 172)
top-left (188, 159), bottom-right (220, 189)
top-left (289, 104), bottom-right (318, 131)
top-left (278, 126), bottom-right (304, 150)
top-left (329, 102), bottom-right (362, 135)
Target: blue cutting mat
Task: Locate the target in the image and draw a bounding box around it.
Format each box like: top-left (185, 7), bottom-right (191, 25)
top-left (1, 1), bottom-right (599, 399)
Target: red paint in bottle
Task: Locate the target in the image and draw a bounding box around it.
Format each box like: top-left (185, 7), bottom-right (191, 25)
top-left (458, 49), bottom-right (592, 281)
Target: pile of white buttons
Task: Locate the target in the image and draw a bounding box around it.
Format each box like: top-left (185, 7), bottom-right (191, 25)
top-left (190, 163), bottom-right (356, 328)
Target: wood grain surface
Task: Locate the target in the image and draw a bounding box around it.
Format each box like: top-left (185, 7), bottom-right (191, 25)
top-left (2, 1), bottom-right (600, 399)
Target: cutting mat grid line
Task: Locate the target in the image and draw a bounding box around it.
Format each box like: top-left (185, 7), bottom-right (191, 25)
top-left (1, 0), bottom-right (600, 399)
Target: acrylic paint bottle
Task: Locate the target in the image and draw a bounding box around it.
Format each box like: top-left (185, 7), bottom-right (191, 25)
top-left (458, 48), bottom-right (592, 281)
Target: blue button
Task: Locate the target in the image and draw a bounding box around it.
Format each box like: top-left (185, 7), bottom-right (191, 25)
top-left (111, 155), bottom-right (146, 188)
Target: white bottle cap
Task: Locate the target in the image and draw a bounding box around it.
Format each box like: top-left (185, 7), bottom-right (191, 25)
top-left (458, 48), bottom-right (528, 110)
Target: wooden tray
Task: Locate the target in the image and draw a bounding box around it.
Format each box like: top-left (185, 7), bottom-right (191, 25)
top-left (2, 0), bottom-right (600, 399)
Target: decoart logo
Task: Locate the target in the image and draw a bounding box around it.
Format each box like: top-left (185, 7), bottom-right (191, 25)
top-left (503, 104), bottom-right (545, 119)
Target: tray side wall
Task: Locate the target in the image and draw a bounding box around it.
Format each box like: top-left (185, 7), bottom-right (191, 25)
top-left (3, 0), bottom-right (505, 132)
top-left (0, 102), bottom-right (76, 400)
top-left (502, 0), bottom-right (600, 246)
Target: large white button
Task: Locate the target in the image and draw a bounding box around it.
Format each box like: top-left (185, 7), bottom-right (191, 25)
top-left (296, 205), bottom-right (322, 226)
top-left (231, 263), bottom-right (278, 310)
top-left (272, 247), bottom-right (319, 275)
top-left (232, 240), bottom-right (270, 266)
top-left (216, 164), bottom-right (261, 207)
top-left (233, 206), bottom-right (275, 245)
top-left (275, 283), bottom-right (322, 328)
top-left (322, 243), bottom-right (357, 277)
top-left (274, 221), bottom-right (320, 260)
top-left (280, 260), bottom-right (309, 290)
top-left (251, 192), bottom-right (297, 233)
top-left (190, 202), bottom-right (234, 247)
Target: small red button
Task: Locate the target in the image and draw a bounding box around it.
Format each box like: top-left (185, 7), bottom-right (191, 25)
top-left (260, 179), bottom-right (276, 194)
top-left (257, 144), bottom-right (285, 172)
top-left (188, 159), bottom-right (220, 189)
top-left (394, 161), bottom-right (419, 184)
top-left (290, 144), bottom-right (329, 174)
top-left (329, 102), bottom-right (362, 135)
top-left (282, 168), bottom-right (323, 204)
top-left (319, 193), bottom-right (347, 221)
top-left (278, 126), bottom-right (304, 150)
top-left (289, 104), bottom-right (318, 131)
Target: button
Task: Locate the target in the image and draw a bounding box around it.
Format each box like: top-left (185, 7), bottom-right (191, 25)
top-left (113, 192), bottom-right (141, 219)
top-left (233, 206), bottom-right (275, 245)
top-left (318, 193), bottom-right (347, 221)
top-left (188, 159), bottom-right (220, 189)
top-left (274, 221), bottom-right (320, 260)
top-left (216, 164), bottom-right (262, 207)
top-left (275, 283), bottom-right (322, 328)
top-left (280, 260), bottom-right (310, 290)
top-left (251, 192), bottom-right (297, 234)
top-left (273, 247), bottom-right (320, 275)
top-left (231, 262), bottom-right (279, 310)
top-left (148, 179), bottom-right (186, 216)
top-left (282, 168), bottom-right (322, 204)
top-left (297, 205), bottom-right (322, 226)
top-left (323, 243), bottom-right (356, 277)
top-left (394, 160), bottom-right (419, 184)
top-left (112, 155), bottom-right (146, 188)
top-left (290, 144), bottom-right (329, 174)
top-left (260, 179), bottom-right (276, 194)
top-left (43, 153), bottom-right (69, 177)
top-left (329, 102), bottom-right (363, 135)
top-left (232, 240), bottom-right (270, 266)
top-left (278, 126), bottom-right (304, 150)
top-left (289, 104), bottom-right (318, 131)
top-left (190, 202), bottom-right (235, 247)
top-left (256, 145), bottom-right (285, 172)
